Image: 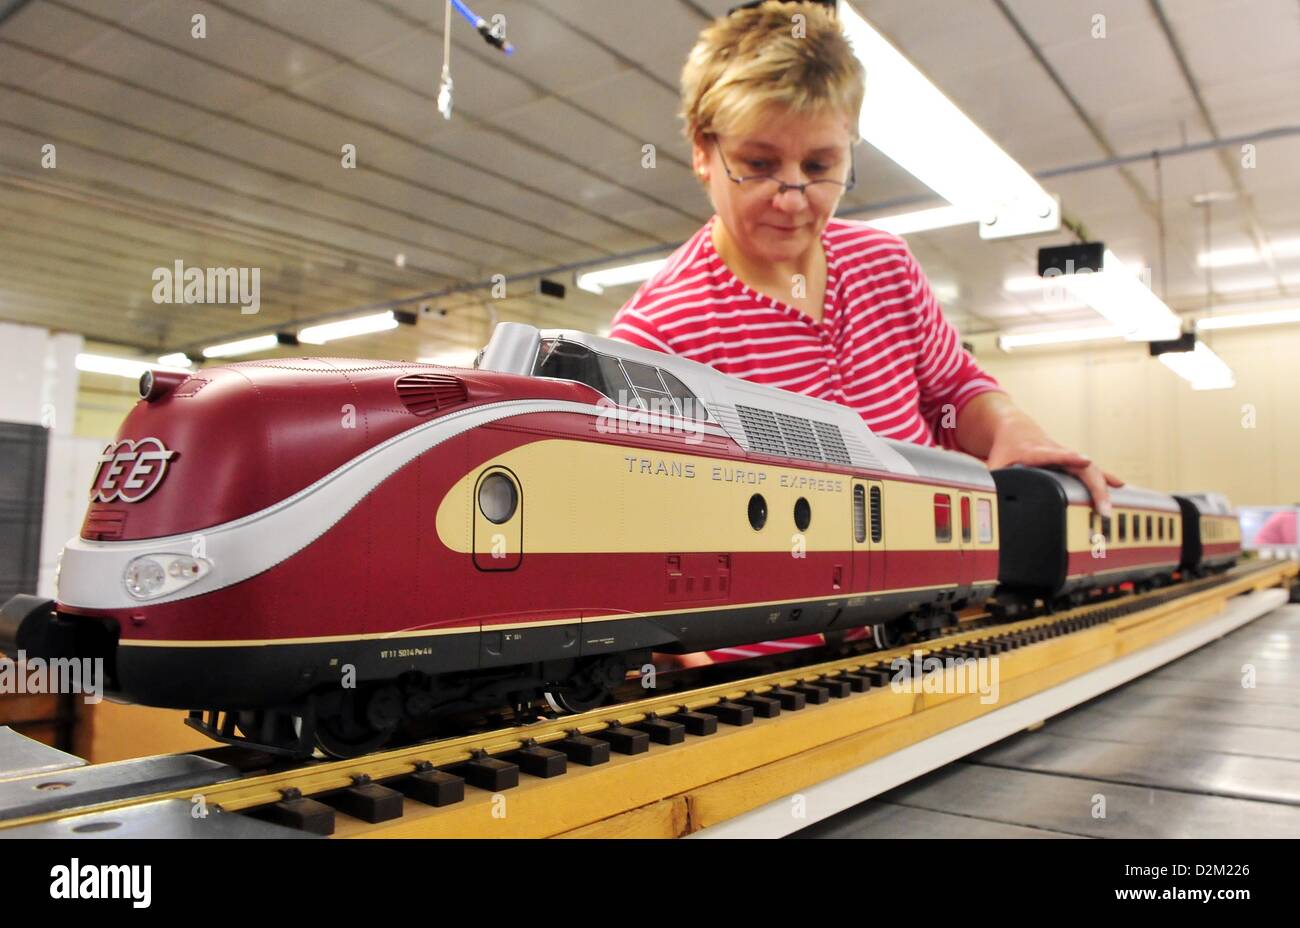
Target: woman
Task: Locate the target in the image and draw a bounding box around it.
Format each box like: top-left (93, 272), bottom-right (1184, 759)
top-left (609, 0), bottom-right (1121, 513)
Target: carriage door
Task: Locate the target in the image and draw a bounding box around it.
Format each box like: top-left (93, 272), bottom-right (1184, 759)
top-left (473, 467), bottom-right (522, 570)
top-left (957, 494), bottom-right (974, 593)
top-left (851, 479), bottom-right (884, 592)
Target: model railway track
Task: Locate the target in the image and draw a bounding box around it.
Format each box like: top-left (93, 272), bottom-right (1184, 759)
top-left (1, 560), bottom-right (1293, 837)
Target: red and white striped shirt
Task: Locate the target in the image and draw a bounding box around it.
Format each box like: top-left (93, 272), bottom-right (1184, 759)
top-left (608, 216), bottom-right (1000, 451)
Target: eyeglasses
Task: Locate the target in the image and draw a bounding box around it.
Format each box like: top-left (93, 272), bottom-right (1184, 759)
top-left (711, 135), bottom-right (856, 199)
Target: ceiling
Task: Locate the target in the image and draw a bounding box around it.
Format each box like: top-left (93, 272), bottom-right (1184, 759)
top-left (1, 0), bottom-right (1298, 364)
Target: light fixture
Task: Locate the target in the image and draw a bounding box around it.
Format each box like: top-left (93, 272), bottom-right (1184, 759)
top-left (1196, 306), bottom-right (1300, 331)
top-left (1157, 341), bottom-right (1235, 390)
top-left (997, 325), bottom-right (1126, 351)
top-left (202, 334), bottom-right (280, 359)
top-left (297, 311), bottom-right (401, 345)
top-left (865, 205), bottom-right (978, 236)
top-left (157, 352), bottom-right (193, 368)
top-left (576, 258), bottom-right (668, 295)
top-left (76, 354), bottom-right (192, 379)
top-left (1053, 250), bottom-right (1181, 341)
top-left (931, 281), bottom-right (959, 303)
top-left (1198, 237), bottom-right (1300, 269)
top-left (838, 2), bottom-right (1059, 241)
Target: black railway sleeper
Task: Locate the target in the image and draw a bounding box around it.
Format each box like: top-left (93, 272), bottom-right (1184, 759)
top-left (737, 692), bottom-right (781, 718)
top-left (324, 775), bottom-right (405, 824)
top-left (555, 732), bottom-right (611, 766)
top-left (670, 711), bottom-right (719, 736)
top-left (594, 724), bottom-right (650, 755)
top-left (396, 763), bottom-right (465, 807)
top-left (701, 701), bottom-right (755, 726)
top-left (635, 715), bottom-right (686, 745)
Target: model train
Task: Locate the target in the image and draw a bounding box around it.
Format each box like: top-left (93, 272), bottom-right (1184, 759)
top-left (0, 323), bottom-right (1242, 757)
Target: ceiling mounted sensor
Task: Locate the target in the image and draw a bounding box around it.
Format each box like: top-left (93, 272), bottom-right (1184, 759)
top-left (537, 279), bottom-right (566, 300)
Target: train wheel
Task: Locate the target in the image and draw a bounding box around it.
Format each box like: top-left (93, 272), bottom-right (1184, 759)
top-left (872, 623), bottom-right (900, 650)
top-left (542, 655), bottom-right (627, 715)
top-left (315, 719), bottom-right (393, 759)
top-left (236, 709), bottom-right (304, 754)
top-left (313, 685), bottom-right (398, 758)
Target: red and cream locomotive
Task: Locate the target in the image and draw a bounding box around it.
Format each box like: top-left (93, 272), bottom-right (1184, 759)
top-left (0, 323), bottom-right (1241, 756)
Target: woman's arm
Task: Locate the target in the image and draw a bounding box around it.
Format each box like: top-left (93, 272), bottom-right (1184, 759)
top-left (955, 391), bottom-right (1124, 516)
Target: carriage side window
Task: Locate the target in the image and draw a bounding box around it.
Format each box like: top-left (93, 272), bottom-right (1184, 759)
top-left (960, 496), bottom-right (972, 543)
top-left (870, 485), bottom-right (883, 543)
top-left (1135, 515), bottom-right (1143, 542)
top-left (657, 369), bottom-right (713, 422)
top-left (934, 494), bottom-right (952, 543)
top-left (1146, 515), bottom-right (1153, 541)
top-left (976, 498), bottom-right (993, 543)
top-left (853, 485), bottom-right (866, 544)
top-left (1119, 513), bottom-right (1128, 542)
top-left (1102, 515), bottom-right (1113, 542)
top-left (1157, 517), bottom-right (1164, 541)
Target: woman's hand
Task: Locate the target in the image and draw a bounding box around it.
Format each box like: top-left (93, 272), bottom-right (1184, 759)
top-left (956, 393), bottom-right (1123, 516)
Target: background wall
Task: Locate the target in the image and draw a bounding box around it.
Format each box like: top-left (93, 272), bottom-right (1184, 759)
top-left (972, 323), bottom-right (1299, 506)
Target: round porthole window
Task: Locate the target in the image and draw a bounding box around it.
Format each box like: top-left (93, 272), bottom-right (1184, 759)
top-left (478, 472), bottom-right (518, 524)
top-left (794, 497), bottom-right (811, 531)
top-left (748, 493), bottom-right (767, 531)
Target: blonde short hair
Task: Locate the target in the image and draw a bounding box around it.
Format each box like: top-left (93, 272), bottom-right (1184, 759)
top-left (681, 1), bottom-right (865, 143)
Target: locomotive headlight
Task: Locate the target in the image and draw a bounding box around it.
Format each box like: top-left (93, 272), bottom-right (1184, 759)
top-left (123, 554), bottom-right (212, 600)
top-left (478, 472), bottom-right (518, 524)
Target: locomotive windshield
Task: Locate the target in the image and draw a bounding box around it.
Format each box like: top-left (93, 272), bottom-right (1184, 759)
top-left (533, 338), bottom-right (711, 421)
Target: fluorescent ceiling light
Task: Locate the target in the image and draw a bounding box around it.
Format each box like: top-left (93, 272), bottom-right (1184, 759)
top-left (931, 281), bottom-right (959, 303)
top-left (1196, 307), bottom-right (1300, 331)
top-left (298, 311), bottom-right (398, 345)
top-left (839, 2), bottom-right (1057, 240)
top-left (202, 334), bottom-right (279, 359)
top-left (418, 349), bottom-right (479, 367)
top-left (1158, 342), bottom-right (1235, 390)
top-left (1198, 237), bottom-right (1300, 269)
top-left (1056, 250), bottom-right (1180, 341)
top-left (76, 354), bottom-right (191, 379)
top-left (576, 259), bottom-right (667, 295)
top-left (157, 352), bottom-right (193, 368)
top-left (998, 326), bottom-right (1126, 351)
top-left (1002, 275), bottom-right (1047, 294)
top-left (866, 205), bottom-right (978, 236)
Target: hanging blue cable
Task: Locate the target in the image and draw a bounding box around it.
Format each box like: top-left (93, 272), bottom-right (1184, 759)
top-left (450, 0), bottom-right (515, 54)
